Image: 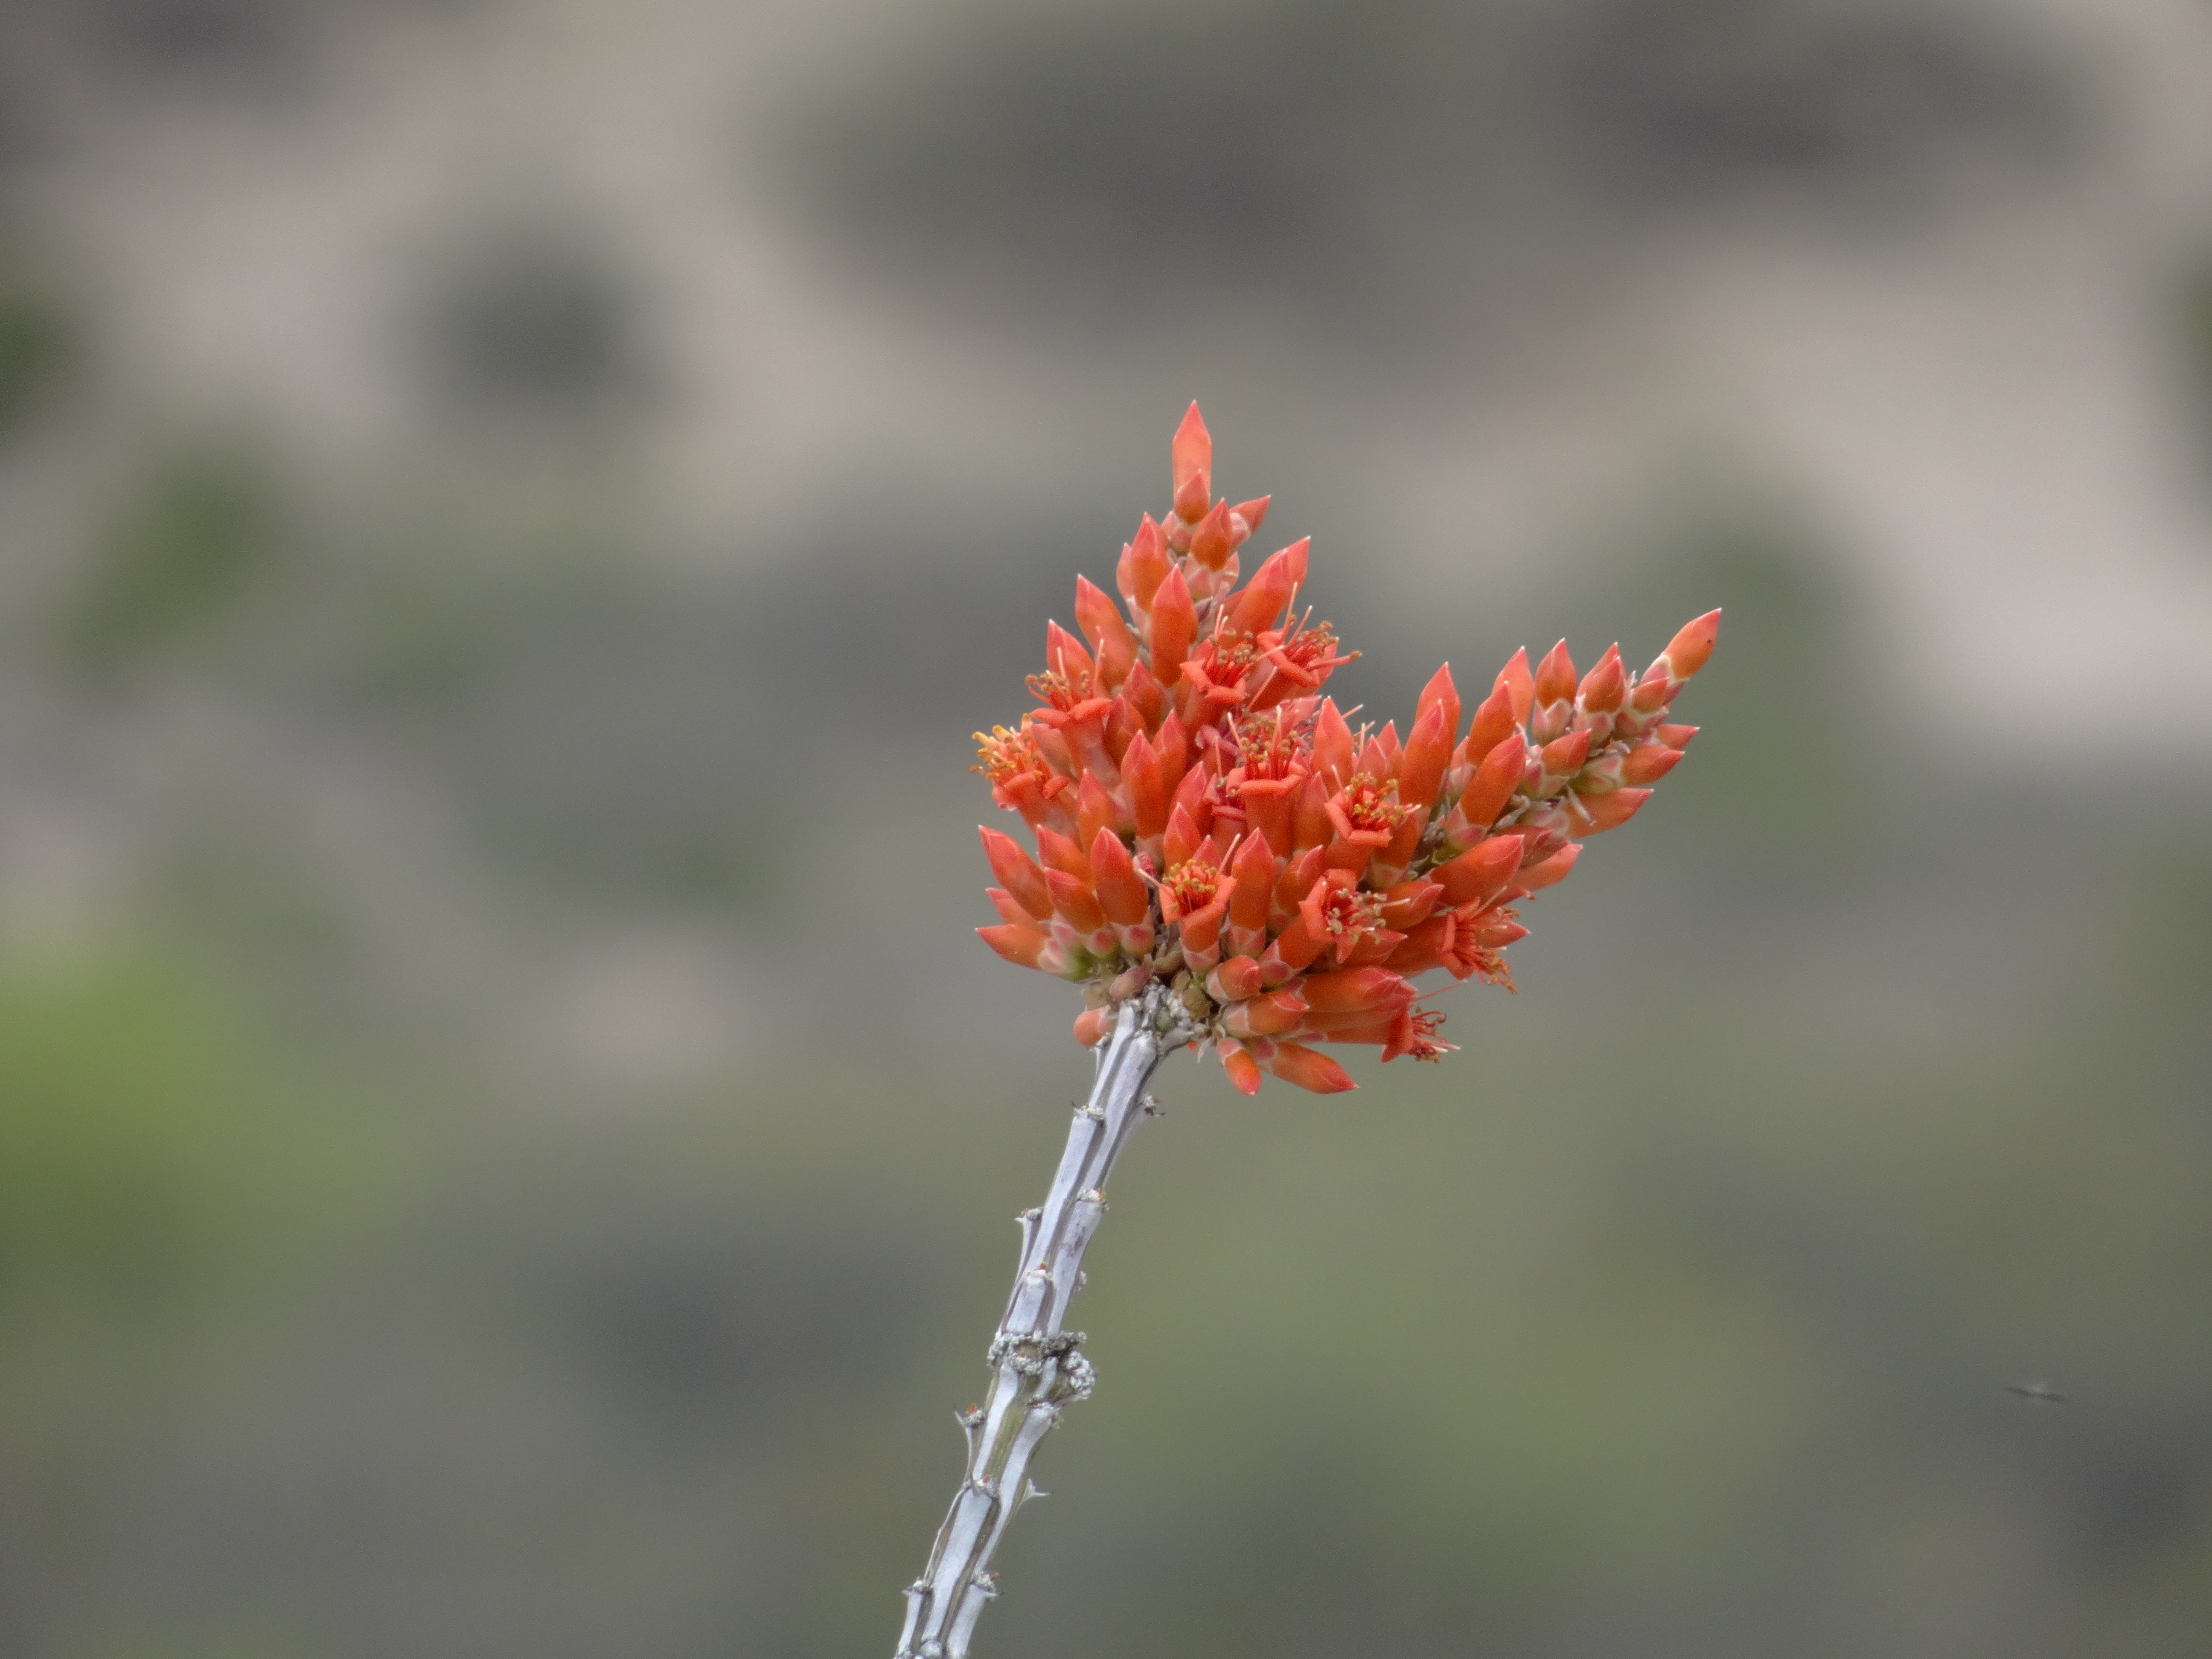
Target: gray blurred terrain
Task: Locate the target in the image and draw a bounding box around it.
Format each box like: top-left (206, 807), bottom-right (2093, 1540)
top-left (2, 1), bottom-right (2211, 1656)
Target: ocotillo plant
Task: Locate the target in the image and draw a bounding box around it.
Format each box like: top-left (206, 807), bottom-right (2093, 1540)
top-left (893, 406), bottom-right (1718, 1659)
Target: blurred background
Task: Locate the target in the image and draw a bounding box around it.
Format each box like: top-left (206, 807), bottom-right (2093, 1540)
top-left (2, 0), bottom-right (2210, 1655)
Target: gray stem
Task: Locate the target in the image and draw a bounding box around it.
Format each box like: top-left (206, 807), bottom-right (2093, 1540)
top-left (893, 987), bottom-right (1192, 1659)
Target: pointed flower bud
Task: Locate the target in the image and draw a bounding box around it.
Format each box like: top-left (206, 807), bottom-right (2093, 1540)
top-left (1172, 402), bottom-right (1212, 522)
top-left (1224, 987), bottom-right (1310, 1039)
top-left (1149, 567), bottom-right (1197, 685)
top-left (1534, 639), bottom-right (1578, 706)
top-left (1415, 663), bottom-right (1461, 751)
top-left (1435, 835), bottom-right (1523, 907)
top-left (1656, 608), bottom-right (1721, 681)
top-left (1208, 954), bottom-right (1266, 1003)
top-left (1577, 645), bottom-right (1626, 715)
top-left (1301, 965), bottom-right (1417, 1015)
top-left (1397, 699), bottom-right (1455, 820)
top-left (1227, 541), bottom-right (1307, 634)
top-left (1033, 824), bottom-right (1090, 881)
top-left (1044, 868), bottom-right (1106, 934)
top-left (1189, 499), bottom-right (1237, 570)
top-left (978, 921), bottom-right (1050, 969)
top-left (980, 826), bottom-right (1054, 920)
top-left (1570, 786), bottom-right (1650, 835)
top-left (1311, 699), bottom-right (1355, 790)
top-left (1621, 745), bottom-right (1684, 785)
top-left (1125, 514), bottom-right (1170, 611)
top-left (1045, 620), bottom-right (1094, 686)
top-left (1229, 832), bottom-right (1280, 931)
top-left (1074, 576), bottom-right (1138, 680)
top-left (1539, 730), bottom-right (1591, 780)
top-left (1461, 681), bottom-right (1517, 767)
top-left (1090, 829), bottom-right (1151, 927)
top-left (1495, 647), bottom-right (1534, 725)
top-left (1221, 1041), bottom-right (1264, 1095)
top-left (1516, 843), bottom-right (1580, 890)
top-left (1455, 733), bottom-right (1525, 836)
top-left (1263, 1040), bottom-right (1357, 1094)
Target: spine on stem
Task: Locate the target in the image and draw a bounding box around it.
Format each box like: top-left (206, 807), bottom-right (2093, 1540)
top-left (894, 989), bottom-right (1190, 1659)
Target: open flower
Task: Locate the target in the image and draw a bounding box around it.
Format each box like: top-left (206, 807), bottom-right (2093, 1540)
top-left (975, 404), bottom-right (1719, 1094)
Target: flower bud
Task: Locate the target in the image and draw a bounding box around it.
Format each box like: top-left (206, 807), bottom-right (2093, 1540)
top-left (1220, 1042), bottom-right (1264, 1096)
top-left (1224, 987), bottom-right (1307, 1037)
top-left (980, 826), bottom-right (1054, 919)
top-left (1397, 698), bottom-right (1454, 817)
top-left (1415, 663), bottom-right (1461, 749)
top-left (1208, 954), bottom-right (1266, 1002)
top-left (1435, 835), bottom-right (1523, 907)
top-left (1263, 1041), bottom-right (1357, 1094)
top-left (1148, 567), bottom-right (1196, 684)
top-left (1230, 832), bottom-right (1279, 932)
top-left (1517, 843), bottom-right (1580, 890)
top-left (1228, 539), bottom-right (1306, 634)
top-left (1533, 639), bottom-right (1578, 707)
top-left (1494, 646), bottom-right (1534, 725)
top-left (1124, 515), bottom-right (1170, 611)
top-left (1311, 699), bottom-right (1354, 790)
top-left (1044, 868), bottom-right (1107, 933)
top-left (1301, 965), bottom-right (1416, 1015)
top-left (1162, 803), bottom-right (1205, 870)
top-left (978, 922), bottom-right (1051, 970)
top-left (1461, 681), bottom-right (1518, 766)
top-left (1172, 402), bottom-right (1213, 521)
top-left (1577, 645), bottom-right (1626, 714)
top-left (1033, 824), bottom-right (1090, 880)
top-left (1074, 576), bottom-right (1138, 687)
top-left (1621, 745), bottom-right (1683, 785)
top-left (1090, 829), bottom-right (1151, 926)
top-left (1572, 786), bottom-right (1650, 835)
top-left (1190, 499), bottom-right (1236, 570)
top-left (1539, 730), bottom-right (1590, 778)
top-left (1457, 733), bottom-right (1526, 830)
top-left (1659, 608), bottom-right (1721, 679)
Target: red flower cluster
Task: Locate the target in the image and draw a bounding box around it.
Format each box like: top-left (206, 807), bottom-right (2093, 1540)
top-left (975, 405), bottom-right (1718, 1095)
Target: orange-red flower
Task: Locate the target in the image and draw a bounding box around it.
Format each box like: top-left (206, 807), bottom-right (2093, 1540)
top-left (973, 405), bottom-right (1718, 1094)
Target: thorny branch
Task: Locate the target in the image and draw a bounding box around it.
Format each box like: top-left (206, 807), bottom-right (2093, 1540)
top-left (893, 987), bottom-right (1198, 1659)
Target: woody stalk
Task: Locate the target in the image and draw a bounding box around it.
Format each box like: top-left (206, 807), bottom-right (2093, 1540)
top-left (894, 407), bottom-right (1719, 1659)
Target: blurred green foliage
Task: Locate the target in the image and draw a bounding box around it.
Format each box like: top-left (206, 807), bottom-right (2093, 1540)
top-left (0, 281), bottom-right (82, 442)
top-left (0, 951), bottom-right (394, 1658)
top-left (71, 448), bottom-right (280, 667)
top-left (0, 951), bottom-right (382, 1308)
